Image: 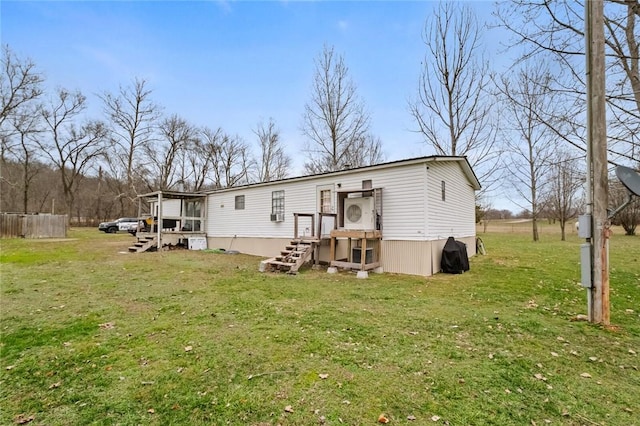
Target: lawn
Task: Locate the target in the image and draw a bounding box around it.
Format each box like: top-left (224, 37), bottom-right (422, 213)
top-left (1, 228), bottom-right (638, 425)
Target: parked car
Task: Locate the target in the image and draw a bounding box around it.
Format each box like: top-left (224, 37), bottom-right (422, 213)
top-left (98, 217), bottom-right (138, 234)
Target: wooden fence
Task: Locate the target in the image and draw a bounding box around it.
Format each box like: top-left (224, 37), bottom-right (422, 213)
top-left (0, 214), bottom-right (68, 239)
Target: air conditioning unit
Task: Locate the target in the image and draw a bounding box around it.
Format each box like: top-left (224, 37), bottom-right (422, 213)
top-left (344, 196), bottom-right (375, 230)
top-left (270, 213), bottom-right (285, 222)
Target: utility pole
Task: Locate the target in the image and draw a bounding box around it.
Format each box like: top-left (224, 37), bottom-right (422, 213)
top-left (585, 0), bottom-right (609, 324)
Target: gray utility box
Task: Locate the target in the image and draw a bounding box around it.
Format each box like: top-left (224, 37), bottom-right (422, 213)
top-left (578, 214), bottom-right (592, 239)
top-left (352, 247), bottom-right (373, 264)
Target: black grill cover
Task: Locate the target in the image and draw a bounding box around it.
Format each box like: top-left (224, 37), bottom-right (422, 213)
top-left (441, 237), bottom-right (470, 274)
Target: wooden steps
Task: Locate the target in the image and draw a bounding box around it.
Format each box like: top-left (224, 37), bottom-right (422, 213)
top-left (260, 239), bottom-right (316, 274)
top-left (128, 236), bottom-right (157, 253)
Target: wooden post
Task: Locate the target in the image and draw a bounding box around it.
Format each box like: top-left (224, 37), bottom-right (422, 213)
top-left (586, 0), bottom-right (609, 324)
top-left (136, 196), bottom-right (142, 234)
top-left (157, 192), bottom-right (163, 253)
top-left (360, 237), bottom-right (368, 270)
top-left (330, 236), bottom-right (336, 263)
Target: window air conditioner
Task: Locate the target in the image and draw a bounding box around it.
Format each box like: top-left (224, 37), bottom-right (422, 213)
top-left (270, 213), bottom-right (285, 222)
top-left (344, 196), bottom-right (375, 230)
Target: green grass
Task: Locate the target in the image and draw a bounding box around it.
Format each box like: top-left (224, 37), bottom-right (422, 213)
top-left (1, 228), bottom-right (639, 425)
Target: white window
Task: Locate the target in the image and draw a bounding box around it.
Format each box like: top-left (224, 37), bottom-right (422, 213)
top-left (235, 195), bottom-right (245, 210)
top-left (320, 190), bottom-right (332, 213)
top-left (184, 200), bottom-right (202, 231)
top-left (271, 190), bottom-right (285, 221)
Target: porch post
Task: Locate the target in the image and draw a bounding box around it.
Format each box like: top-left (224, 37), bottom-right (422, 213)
top-left (157, 192), bottom-right (162, 253)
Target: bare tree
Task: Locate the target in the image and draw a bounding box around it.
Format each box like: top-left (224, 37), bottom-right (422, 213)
top-left (39, 88), bottom-right (108, 222)
top-left (302, 45), bottom-right (380, 174)
top-left (254, 118), bottom-right (290, 182)
top-left (343, 133), bottom-right (385, 171)
top-left (0, 45), bottom-right (44, 160)
top-left (100, 78), bottom-right (160, 214)
top-left (145, 114), bottom-right (197, 191)
top-left (610, 177), bottom-right (640, 236)
top-left (0, 44), bottom-right (44, 213)
top-left (215, 134), bottom-right (253, 188)
top-left (544, 151), bottom-right (585, 240)
top-left (9, 107), bottom-right (45, 213)
top-left (476, 196), bottom-right (494, 234)
top-left (410, 1), bottom-right (500, 188)
top-left (497, 64), bottom-right (557, 241)
top-left (186, 126), bottom-right (223, 191)
top-left (494, 0), bottom-right (640, 163)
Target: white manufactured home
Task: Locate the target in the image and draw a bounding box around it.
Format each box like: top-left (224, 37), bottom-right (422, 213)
top-left (202, 156), bottom-right (480, 277)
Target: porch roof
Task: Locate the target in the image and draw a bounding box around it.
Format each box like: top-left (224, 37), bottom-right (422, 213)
top-left (136, 190), bottom-right (206, 200)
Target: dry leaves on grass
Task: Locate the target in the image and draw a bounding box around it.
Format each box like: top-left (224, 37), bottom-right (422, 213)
top-left (99, 322), bottom-right (115, 330)
top-left (318, 373), bottom-right (329, 379)
top-left (13, 414), bottom-right (34, 424)
top-left (184, 345), bottom-right (193, 352)
top-left (378, 413), bottom-right (389, 423)
top-left (284, 405), bottom-right (294, 413)
top-left (580, 373), bottom-right (592, 378)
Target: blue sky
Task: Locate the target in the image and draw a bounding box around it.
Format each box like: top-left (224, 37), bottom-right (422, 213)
top-left (2, 0), bottom-right (515, 207)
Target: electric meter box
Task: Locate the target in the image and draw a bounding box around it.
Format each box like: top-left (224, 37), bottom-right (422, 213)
top-left (578, 214), bottom-right (591, 239)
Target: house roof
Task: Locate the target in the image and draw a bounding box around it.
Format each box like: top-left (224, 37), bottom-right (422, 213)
top-left (207, 155), bottom-right (481, 194)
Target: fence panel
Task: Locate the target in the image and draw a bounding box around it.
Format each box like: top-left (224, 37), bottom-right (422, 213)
top-left (1, 214), bottom-right (68, 238)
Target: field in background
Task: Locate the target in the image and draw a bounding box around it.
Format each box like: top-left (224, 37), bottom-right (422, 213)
top-left (1, 228), bottom-right (639, 425)
top-left (477, 218), bottom-right (624, 236)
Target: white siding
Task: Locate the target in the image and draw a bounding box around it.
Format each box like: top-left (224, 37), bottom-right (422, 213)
top-left (207, 181), bottom-right (317, 238)
top-left (207, 163), bottom-right (429, 240)
top-left (202, 157), bottom-right (478, 277)
top-left (425, 162), bottom-right (476, 239)
top-left (162, 199), bottom-right (182, 217)
top-left (148, 199), bottom-right (181, 217)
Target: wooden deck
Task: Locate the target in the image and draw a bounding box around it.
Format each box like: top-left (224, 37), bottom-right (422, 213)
top-left (129, 231), bottom-right (207, 252)
top-left (329, 229), bottom-right (382, 271)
